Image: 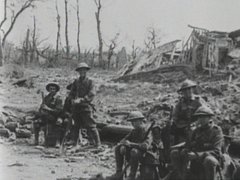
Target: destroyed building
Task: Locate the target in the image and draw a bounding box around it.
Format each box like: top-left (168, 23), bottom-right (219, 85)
top-left (116, 25), bottom-right (240, 83)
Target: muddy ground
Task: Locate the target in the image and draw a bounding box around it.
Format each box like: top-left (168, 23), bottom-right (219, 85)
top-left (0, 66), bottom-right (240, 180)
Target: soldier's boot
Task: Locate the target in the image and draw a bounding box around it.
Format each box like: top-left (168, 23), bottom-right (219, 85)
top-left (33, 125), bottom-right (40, 145)
top-left (86, 129), bottom-right (95, 146)
top-left (89, 127), bottom-right (101, 147)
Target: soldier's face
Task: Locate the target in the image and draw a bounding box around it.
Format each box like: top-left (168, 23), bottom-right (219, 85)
top-left (132, 120), bottom-right (144, 129)
top-left (182, 88), bottom-right (193, 99)
top-left (49, 86), bottom-right (57, 94)
top-left (77, 68), bottom-right (87, 78)
top-left (196, 116), bottom-right (210, 128)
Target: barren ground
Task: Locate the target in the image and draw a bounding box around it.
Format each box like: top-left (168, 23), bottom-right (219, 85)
top-left (0, 66), bottom-right (239, 180)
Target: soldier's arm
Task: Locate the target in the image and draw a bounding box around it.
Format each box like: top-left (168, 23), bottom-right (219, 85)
top-left (172, 102), bottom-right (181, 124)
top-left (69, 80), bottom-right (77, 99)
top-left (83, 79), bottom-right (95, 103)
top-left (195, 126), bottom-right (223, 158)
top-left (44, 96), bottom-right (63, 114)
top-left (119, 132), bottom-right (132, 143)
top-left (54, 96), bottom-right (63, 113)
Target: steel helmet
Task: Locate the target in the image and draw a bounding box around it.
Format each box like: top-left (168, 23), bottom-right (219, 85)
top-left (75, 62), bottom-right (90, 71)
top-left (127, 111), bottom-right (145, 122)
top-left (178, 79), bottom-right (197, 92)
top-left (193, 106), bottom-right (214, 117)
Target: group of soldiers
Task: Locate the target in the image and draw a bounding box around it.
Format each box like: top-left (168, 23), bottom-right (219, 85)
top-left (110, 80), bottom-right (226, 180)
top-left (33, 62), bottom-right (236, 180)
top-left (33, 62), bottom-right (101, 148)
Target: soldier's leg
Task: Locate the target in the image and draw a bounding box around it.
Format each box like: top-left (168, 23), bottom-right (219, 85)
top-left (128, 148), bottom-right (143, 179)
top-left (170, 149), bottom-right (189, 180)
top-left (33, 122), bottom-right (41, 145)
top-left (202, 156), bottom-right (219, 180)
top-left (115, 145), bottom-right (127, 174)
top-left (82, 111), bottom-right (101, 147)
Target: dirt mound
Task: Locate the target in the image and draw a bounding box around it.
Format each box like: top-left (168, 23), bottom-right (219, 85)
top-left (0, 64), bottom-right (24, 79)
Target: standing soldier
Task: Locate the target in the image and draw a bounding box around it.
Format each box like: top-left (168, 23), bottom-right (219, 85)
top-left (112, 111), bottom-right (151, 180)
top-left (69, 62), bottom-right (101, 148)
top-left (33, 82), bottom-right (63, 146)
top-left (170, 106), bottom-right (224, 180)
top-left (171, 79), bottom-right (207, 144)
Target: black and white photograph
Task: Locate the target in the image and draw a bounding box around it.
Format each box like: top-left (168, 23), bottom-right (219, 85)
top-left (0, 0), bottom-right (240, 180)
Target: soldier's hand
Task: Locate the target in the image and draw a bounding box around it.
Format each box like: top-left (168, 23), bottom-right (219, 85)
top-left (122, 140), bottom-right (130, 146)
top-left (73, 98), bottom-right (84, 104)
top-left (187, 151), bottom-right (198, 160)
top-left (56, 118), bottom-right (63, 125)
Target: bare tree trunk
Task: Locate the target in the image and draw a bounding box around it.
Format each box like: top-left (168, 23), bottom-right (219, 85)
top-left (0, 38), bottom-right (3, 66)
top-left (0, 0), bottom-right (7, 30)
top-left (2, 0), bottom-right (35, 47)
top-left (64, 0), bottom-right (70, 60)
top-left (55, 1), bottom-right (60, 61)
top-left (94, 0), bottom-right (103, 68)
top-left (30, 16), bottom-right (36, 63)
top-left (24, 28), bottom-right (30, 66)
top-left (76, 0), bottom-right (81, 61)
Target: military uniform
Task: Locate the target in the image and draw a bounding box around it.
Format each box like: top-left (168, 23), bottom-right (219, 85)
top-left (114, 111), bottom-right (151, 180)
top-left (33, 90), bottom-right (63, 145)
top-left (172, 95), bottom-right (206, 143)
top-left (170, 106), bottom-right (224, 180)
top-left (69, 63), bottom-right (100, 147)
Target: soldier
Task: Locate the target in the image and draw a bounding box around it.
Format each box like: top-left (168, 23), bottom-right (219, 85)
top-left (141, 125), bottom-right (165, 180)
top-left (171, 79), bottom-right (207, 144)
top-left (112, 111), bottom-right (151, 180)
top-left (69, 62), bottom-right (101, 148)
top-left (170, 105), bottom-right (224, 180)
top-left (33, 82), bottom-right (63, 146)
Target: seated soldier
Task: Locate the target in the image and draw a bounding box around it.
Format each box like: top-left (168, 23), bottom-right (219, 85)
top-left (170, 106), bottom-right (224, 180)
top-left (33, 82), bottom-right (63, 146)
top-left (172, 79), bottom-right (208, 144)
top-left (112, 111), bottom-right (151, 180)
top-left (141, 124), bottom-right (165, 180)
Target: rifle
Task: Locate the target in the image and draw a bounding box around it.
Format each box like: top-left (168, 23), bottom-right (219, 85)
top-left (117, 120), bottom-right (156, 178)
top-left (59, 113), bottom-right (72, 155)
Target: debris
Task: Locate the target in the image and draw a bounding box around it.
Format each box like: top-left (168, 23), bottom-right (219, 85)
top-left (0, 127), bottom-right (11, 138)
top-left (5, 121), bottom-right (18, 132)
top-left (42, 154), bottom-right (58, 158)
top-left (12, 75), bottom-right (39, 88)
top-left (15, 128), bottom-right (31, 138)
top-left (114, 64), bottom-right (192, 83)
top-left (8, 162), bottom-right (26, 167)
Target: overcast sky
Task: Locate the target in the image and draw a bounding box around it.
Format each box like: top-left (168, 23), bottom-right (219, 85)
top-left (1, 0), bottom-right (240, 51)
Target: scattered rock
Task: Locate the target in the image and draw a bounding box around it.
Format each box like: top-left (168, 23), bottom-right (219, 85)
top-left (8, 162), bottom-right (26, 167)
top-left (5, 121), bottom-right (18, 132)
top-left (0, 127), bottom-right (11, 138)
top-left (15, 128), bottom-right (31, 138)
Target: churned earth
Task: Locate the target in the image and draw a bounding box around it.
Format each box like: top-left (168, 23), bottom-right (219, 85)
top-left (0, 65), bottom-right (240, 179)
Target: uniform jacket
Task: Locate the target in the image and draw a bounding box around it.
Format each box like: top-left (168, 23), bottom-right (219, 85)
top-left (40, 93), bottom-right (63, 117)
top-left (122, 126), bottom-right (151, 151)
top-left (189, 124), bottom-right (224, 160)
top-left (69, 77), bottom-right (95, 112)
top-left (173, 95), bottom-right (206, 128)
